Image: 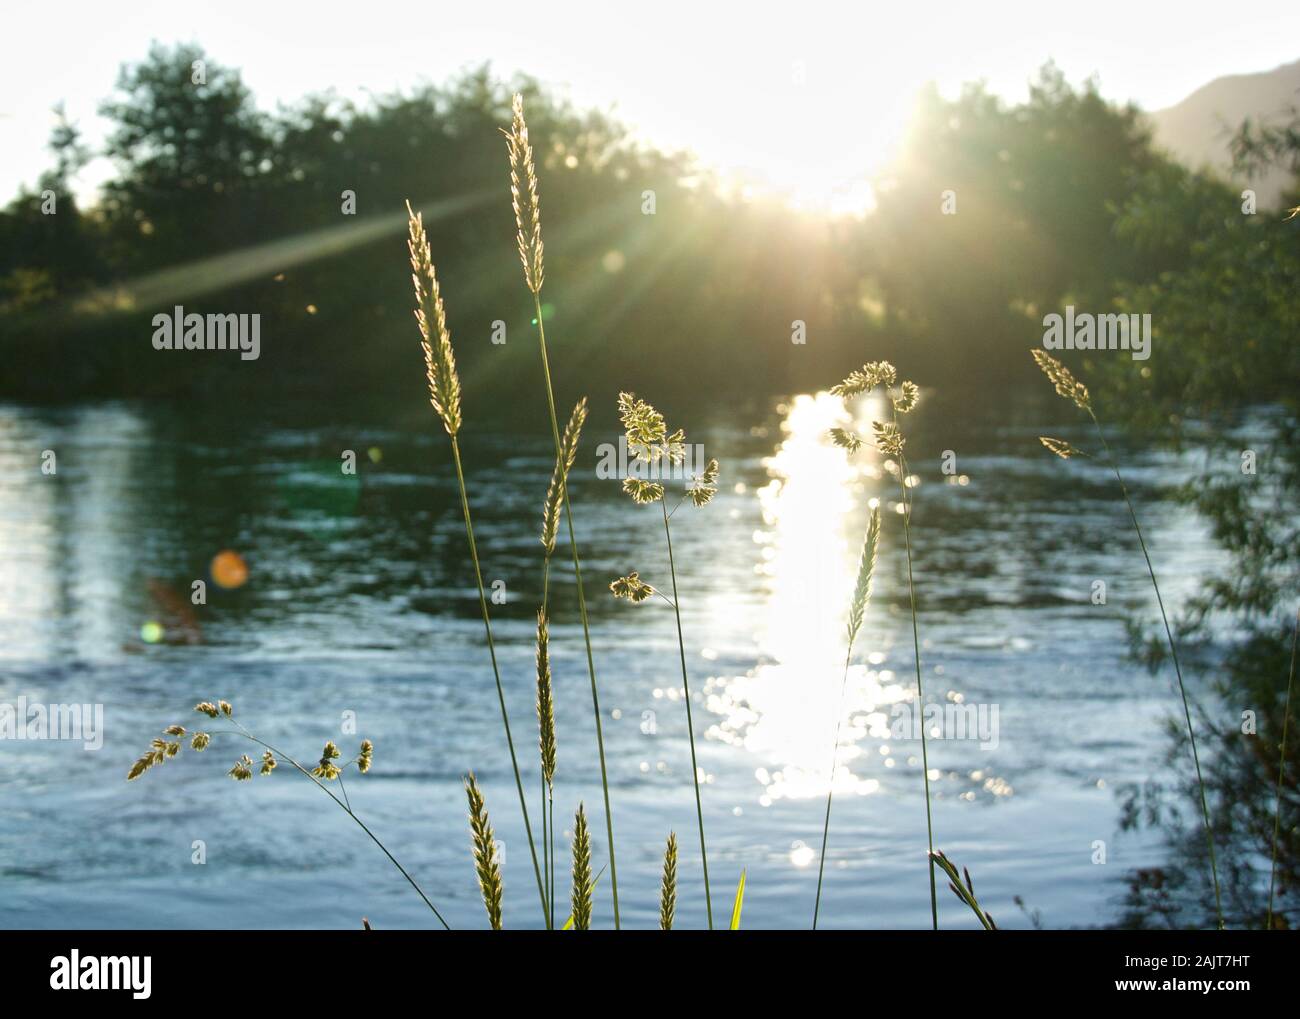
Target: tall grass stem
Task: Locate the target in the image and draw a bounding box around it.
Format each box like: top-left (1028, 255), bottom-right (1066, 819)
top-left (1267, 608), bottom-right (1299, 929)
top-left (894, 436), bottom-right (939, 929)
top-left (660, 497), bottom-right (713, 928)
top-left (1088, 412), bottom-right (1223, 929)
top-left (531, 294), bottom-right (621, 927)
top-left (813, 645), bottom-right (854, 929)
top-left (226, 724), bottom-right (450, 929)
top-left (450, 436), bottom-right (549, 924)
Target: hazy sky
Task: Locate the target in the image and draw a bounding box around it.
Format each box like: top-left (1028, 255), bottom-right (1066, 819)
top-left (3, 1), bottom-right (1298, 210)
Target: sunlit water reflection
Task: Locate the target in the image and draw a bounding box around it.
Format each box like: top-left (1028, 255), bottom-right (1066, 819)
top-left (709, 393), bottom-right (906, 806)
top-left (0, 395), bottom-right (1225, 928)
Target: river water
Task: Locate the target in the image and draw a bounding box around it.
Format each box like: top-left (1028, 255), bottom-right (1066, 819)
top-left (0, 391), bottom-right (1225, 929)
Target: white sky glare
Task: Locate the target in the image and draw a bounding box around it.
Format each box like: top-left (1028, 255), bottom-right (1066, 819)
top-left (2, 0), bottom-right (1298, 209)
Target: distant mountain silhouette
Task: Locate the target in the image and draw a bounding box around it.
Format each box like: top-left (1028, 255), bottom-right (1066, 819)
top-left (1148, 58), bottom-right (1300, 207)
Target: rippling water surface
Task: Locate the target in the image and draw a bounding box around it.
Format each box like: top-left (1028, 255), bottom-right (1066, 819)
top-left (0, 393), bottom-right (1225, 928)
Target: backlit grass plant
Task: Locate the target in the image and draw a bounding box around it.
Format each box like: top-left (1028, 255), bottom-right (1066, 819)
top-left (465, 772), bottom-right (504, 930)
top-left (406, 199), bottom-right (548, 923)
top-left (828, 360), bottom-right (939, 928)
top-left (608, 390), bottom-right (720, 928)
top-left (127, 700), bottom-right (449, 929)
top-left (813, 504), bottom-right (881, 928)
top-left (1033, 348), bottom-right (1224, 929)
top-left (506, 94), bottom-right (621, 927)
top-left (536, 397), bottom-right (586, 928)
top-left (931, 850), bottom-right (997, 930)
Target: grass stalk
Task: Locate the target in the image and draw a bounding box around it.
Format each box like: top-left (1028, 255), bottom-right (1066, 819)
top-left (537, 400), bottom-right (583, 930)
top-left (133, 712), bottom-right (451, 929)
top-left (465, 772), bottom-right (505, 930)
top-left (540, 772), bottom-right (550, 929)
top-left (897, 446), bottom-right (939, 930)
top-left (931, 850), bottom-right (997, 930)
top-left (508, 93), bottom-right (621, 926)
top-left (532, 299), bottom-right (620, 927)
top-left (1086, 411), bottom-right (1223, 929)
top-left (660, 832), bottom-right (678, 930)
top-left (571, 802), bottom-right (593, 930)
top-left (535, 600), bottom-right (560, 930)
top-left (661, 496), bottom-right (714, 928)
top-left (814, 504), bottom-right (881, 928)
top-left (1034, 350), bottom-right (1222, 928)
top-left (813, 645), bottom-right (854, 929)
top-left (407, 200), bottom-right (547, 923)
top-left (828, 364), bottom-right (933, 928)
top-left (548, 792), bottom-right (556, 927)
top-left (450, 436), bottom-right (549, 924)
top-left (1267, 608), bottom-right (1298, 929)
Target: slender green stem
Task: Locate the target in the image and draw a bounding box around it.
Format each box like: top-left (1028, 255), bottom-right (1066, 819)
top-left (892, 421), bottom-right (938, 930)
top-left (1088, 411), bottom-right (1223, 930)
top-left (532, 292), bottom-right (620, 927)
top-left (548, 793), bottom-right (555, 929)
top-left (540, 773), bottom-right (551, 929)
top-left (540, 546), bottom-right (554, 930)
top-left (217, 725), bottom-right (450, 929)
top-left (661, 497), bottom-right (713, 928)
top-left (1267, 608), bottom-right (1299, 930)
top-left (813, 643), bottom-right (855, 929)
top-left (450, 435), bottom-right (549, 926)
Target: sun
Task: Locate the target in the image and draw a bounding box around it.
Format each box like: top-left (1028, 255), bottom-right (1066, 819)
top-left (690, 62), bottom-right (917, 218)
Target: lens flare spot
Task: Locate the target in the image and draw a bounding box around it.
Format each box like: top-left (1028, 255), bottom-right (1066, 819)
top-left (211, 550), bottom-right (249, 590)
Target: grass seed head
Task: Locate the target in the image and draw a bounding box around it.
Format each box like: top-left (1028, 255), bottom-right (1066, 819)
top-left (847, 505), bottom-right (882, 647)
top-left (830, 360), bottom-right (897, 398)
top-left (659, 832), bottom-right (678, 931)
top-left (688, 458), bottom-right (720, 507)
top-left (406, 201), bottom-right (463, 436)
top-left (610, 571), bottom-right (655, 603)
top-left (1031, 349), bottom-right (1091, 411)
top-left (623, 477), bottom-right (665, 505)
top-left (617, 391), bottom-right (685, 463)
top-left (571, 803), bottom-right (593, 930)
top-left (542, 398), bottom-right (587, 554)
top-left (893, 380), bottom-right (920, 414)
top-left (465, 772), bottom-right (504, 930)
top-left (829, 427), bottom-right (864, 453)
top-left (871, 420), bottom-right (905, 457)
top-left (535, 609), bottom-right (557, 788)
top-left (312, 741), bottom-right (342, 780)
top-left (1039, 436), bottom-right (1079, 459)
top-left (126, 747), bottom-right (164, 780)
top-left (505, 93), bottom-right (545, 294)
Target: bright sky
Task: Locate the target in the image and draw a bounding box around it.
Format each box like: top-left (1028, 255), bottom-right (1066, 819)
top-left (3, 0), bottom-right (1298, 212)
